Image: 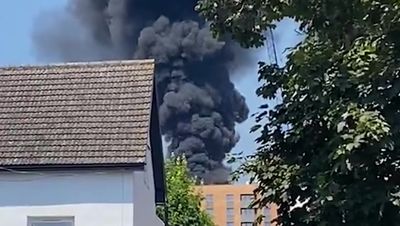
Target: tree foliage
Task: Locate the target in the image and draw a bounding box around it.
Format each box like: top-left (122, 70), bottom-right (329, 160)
top-left (157, 156), bottom-right (215, 226)
top-left (197, 0), bottom-right (400, 225)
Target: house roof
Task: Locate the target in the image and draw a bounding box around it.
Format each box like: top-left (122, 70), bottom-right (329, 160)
top-left (0, 59), bottom-right (156, 167)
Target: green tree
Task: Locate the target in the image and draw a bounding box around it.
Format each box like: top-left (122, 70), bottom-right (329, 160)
top-left (197, 0), bottom-right (400, 225)
top-left (157, 156), bottom-right (215, 226)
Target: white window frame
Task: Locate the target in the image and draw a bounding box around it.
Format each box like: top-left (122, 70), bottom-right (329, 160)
top-left (28, 216), bottom-right (74, 226)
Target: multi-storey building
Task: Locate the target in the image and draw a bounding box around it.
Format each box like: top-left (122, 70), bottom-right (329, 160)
top-left (197, 184), bottom-right (277, 226)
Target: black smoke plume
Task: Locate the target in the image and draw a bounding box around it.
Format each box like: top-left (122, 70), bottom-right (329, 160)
top-left (33, 0), bottom-right (249, 184)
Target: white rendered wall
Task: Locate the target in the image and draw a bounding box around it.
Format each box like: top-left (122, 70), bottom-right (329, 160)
top-left (0, 169), bottom-right (134, 226)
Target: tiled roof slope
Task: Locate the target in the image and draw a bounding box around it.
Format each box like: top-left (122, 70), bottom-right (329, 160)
top-left (0, 59), bottom-right (155, 167)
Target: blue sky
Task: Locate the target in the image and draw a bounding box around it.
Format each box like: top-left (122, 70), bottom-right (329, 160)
top-left (0, 0), bottom-right (66, 65)
top-left (233, 20), bottom-right (303, 160)
top-left (0, 0), bottom-right (303, 175)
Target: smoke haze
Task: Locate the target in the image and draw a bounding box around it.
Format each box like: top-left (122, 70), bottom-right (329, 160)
top-left (33, 0), bottom-right (249, 184)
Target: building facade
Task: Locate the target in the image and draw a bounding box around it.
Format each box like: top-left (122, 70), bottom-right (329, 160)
top-left (197, 184), bottom-right (277, 226)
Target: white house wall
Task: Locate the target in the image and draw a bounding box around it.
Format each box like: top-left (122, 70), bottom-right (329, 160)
top-left (0, 169), bottom-right (134, 226)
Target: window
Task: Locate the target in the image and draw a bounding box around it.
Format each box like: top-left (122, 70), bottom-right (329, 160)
top-left (226, 194), bottom-right (235, 224)
top-left (263, 207), bottom-right (271, 226)
top-left (206, 194), bottom-right (214, 208)
top-left (241, 208), bottom-right (256, 222)
top-left (28, 217), bottom-right (74, 226)
top-left (206, 208), bottom-right (214, 216)
top-left (240, 194), bottom-right (254, 208)
top-left (226, 207), bottom-right (235, 222)
top-left (205, 194), bottom-right (214, 216)
top-left (226, 194), bottom-right (234, 208)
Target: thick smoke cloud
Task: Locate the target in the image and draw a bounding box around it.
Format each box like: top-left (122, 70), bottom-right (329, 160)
top-left (33, 0), bottom-right (249, 184)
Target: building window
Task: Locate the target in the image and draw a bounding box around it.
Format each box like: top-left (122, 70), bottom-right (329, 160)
top-left (226, 194), bottom-right (234, 208)
top-left (226, 207), bottom-right (235, 222)
top-left (263, 207), bottom-right (271, 226)
top-left (240, 194), bottom-right (256, 224)
top-left (226, 194), bottom-right (235, 225)
top-left (206, 194), bottom-right (214, 208)
top-left (240, 194), bottom-right (254, 208)
top-left (28, 217), bottom-right (74, 226)
top-left (206, 194), bottom-right (214, 216)
top-left (226, 222), bottom-right (234, 226)
top-left (241, 208), bottom-right (256, 223)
